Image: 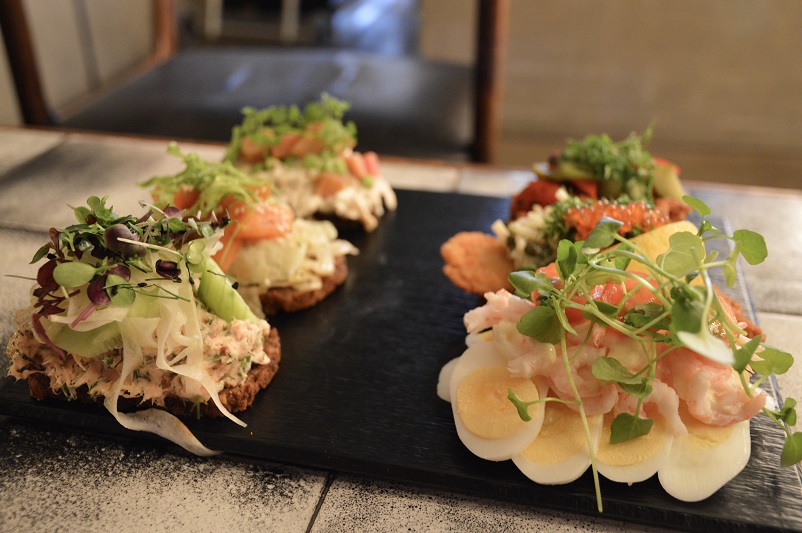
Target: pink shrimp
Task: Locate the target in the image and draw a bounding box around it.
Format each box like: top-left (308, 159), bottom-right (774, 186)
top-left (613, 379), bottom-right (688, 436)
top-left (463, 289), bottom-right (536, 334)
top-left (657, 347), bottom-right (766, 426)
top-left (549, 344), bottom-right (620, 416)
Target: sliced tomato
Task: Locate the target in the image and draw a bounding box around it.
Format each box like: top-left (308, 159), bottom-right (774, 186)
top-left (363, 151), bottom-right (381, 176)
top-left (212, 229), bottom-right (244, 273)
top-left (537, 263), bottom-right (660, 324)
top-left (569, 179), bottom-right (598, 199)
top-left (250, 184), bottom-right (273, 201)
top-left (224, 201), bottom-right (294, 240)
top-left (314, 172), bottom-right (350, 197)
top-left (239, 136), bottom-right (268, 163)
top-left (269, 132), bottom-right (301, 158)
top-left (289, 135), bottom-right (326, 157)
top-left (345, 152), bottom-right (368, 179)
top-left (173, 187), bottom-right (200, 211)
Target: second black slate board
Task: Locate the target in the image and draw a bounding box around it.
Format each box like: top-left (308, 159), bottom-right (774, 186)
top-left (1, 189), bottom-right (801, 532)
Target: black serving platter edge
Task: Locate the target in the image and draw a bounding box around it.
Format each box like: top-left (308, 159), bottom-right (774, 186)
top-left (1, 189), bottom-right (801, 532)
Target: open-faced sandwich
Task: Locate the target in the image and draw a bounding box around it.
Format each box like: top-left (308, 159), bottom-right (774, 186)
top-left (143, 143), bottom-right (358, 317)
top-left (5, 196), bottom-right (278, 456)
top-left (442, 129), bottom-right (691, 296)
top-left (438, 199), bottom-right (800, 509)
top-left (223, 95), bottom-right (397, 232)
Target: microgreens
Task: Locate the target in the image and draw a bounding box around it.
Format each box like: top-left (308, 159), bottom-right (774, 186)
top-left (556, 127), bottom-right (656, 200)
top-left (29, 196), bottom-right (226, 352)
top-left (141, 143), bottom-right (274, 216)
top-left (223, 94), bottom-right (357, 171)
top-left (506, 195), bottom-right (799, 508)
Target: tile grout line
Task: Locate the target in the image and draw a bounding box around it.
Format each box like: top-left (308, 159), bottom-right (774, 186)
top-left (304, 471), bottom-right (336, 533)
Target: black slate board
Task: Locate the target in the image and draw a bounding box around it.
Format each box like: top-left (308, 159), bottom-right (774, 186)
top-left (1, 189), bottom-right (801, 532)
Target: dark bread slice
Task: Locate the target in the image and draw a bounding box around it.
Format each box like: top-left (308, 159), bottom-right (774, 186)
top-left (15, 327), bottom-right (281, 419)
top-left (260, 254), bottom-right (348, 315)
top-left (313, 211), bottom-right (367, 234)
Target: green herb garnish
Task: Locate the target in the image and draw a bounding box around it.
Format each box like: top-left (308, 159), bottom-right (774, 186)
top-left (223, 94), bottom-right (357, 172)
top-left (141, 143), bottom-right (270, 216)
top-left (554, 128), bottom-right (656, 200)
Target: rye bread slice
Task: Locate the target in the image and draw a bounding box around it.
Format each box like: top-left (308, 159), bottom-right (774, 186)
top-left (12, 327), bottom-right (281, 419)
top-left (260, 254), bottom-right (348, 315)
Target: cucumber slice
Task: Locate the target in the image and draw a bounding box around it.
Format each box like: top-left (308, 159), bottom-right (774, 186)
top-left (53, 322), bottom-right (122, 359)
top-left (550, 161), bottom-right (595, 180)
top-left (196, 258), bottom-right (259, 323)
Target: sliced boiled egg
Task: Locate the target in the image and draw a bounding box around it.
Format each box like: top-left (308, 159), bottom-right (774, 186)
top-left (512, 401), bottom-right (602, 484)
top-left (658, 408), bottom-right (751, 502)
top-left (437, 357), bottom-right (459, 402)
top-left (449, 341), bottom-right (547, 461)
top-left (595, 413), bottom-right (673, 484)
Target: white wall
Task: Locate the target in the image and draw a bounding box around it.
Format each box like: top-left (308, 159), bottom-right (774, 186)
top-left (21, 0), bottom-right (155, 118)
top-left (501, 0), bottom-right (802, 154)
top-left (419, 0), bottom-right (802, 177)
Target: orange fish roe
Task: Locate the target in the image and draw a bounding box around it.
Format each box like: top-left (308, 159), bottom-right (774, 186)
top-left (564, 200), bottom-right (669, 241)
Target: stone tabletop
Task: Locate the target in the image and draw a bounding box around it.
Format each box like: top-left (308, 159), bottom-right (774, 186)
top-left (1, 127), bottom-right (801, 532)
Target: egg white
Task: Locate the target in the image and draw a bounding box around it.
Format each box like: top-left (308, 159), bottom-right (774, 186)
top-left (595, 414), bottom-right (674, 484)
top-left (512, 401), bottom-right (602, 484)
top-left (436, 357), bottom-right (459, 402)
top-left (658, 417), bottom-right (751, 502)
top-left (449, 341), bottom-right (547, 461)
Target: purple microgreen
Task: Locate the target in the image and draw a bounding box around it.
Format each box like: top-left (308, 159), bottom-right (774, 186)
top-left (36, 259), bottom-right (60, 292)
top-left (87, 276), bottom-right (111, 306)
top-left (70, 302), bottom-right (99, 328)
top-left (155, 259), bottom-right (181, 280)
top-left (106, 264), bottom-right (131, 281)
top-left (104, 224), bottom-right (145, 258)
top-left (31, 313), bottom-right (66, 357)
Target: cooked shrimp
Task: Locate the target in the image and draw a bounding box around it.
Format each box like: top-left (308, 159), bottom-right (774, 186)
top-left (464, 289), bottom-right (535, 334)
top-left (548, 344), bottom-right (619, 416)
top-left (658, 347), bottom-right (766, 426)
top-left (613, 379), bottom-right (687, 436)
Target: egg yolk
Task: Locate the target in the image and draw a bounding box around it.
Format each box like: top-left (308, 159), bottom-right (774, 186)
top-left (680, 404), bottom-right (735, 449)
top-left (519, 401), bottom-right (586, 464)
top-left (456, 367), bottom-right (539, 440)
